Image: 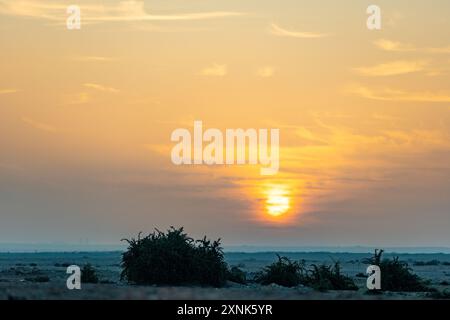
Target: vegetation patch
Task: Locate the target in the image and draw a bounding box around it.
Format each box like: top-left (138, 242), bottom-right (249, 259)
top-left (255, 255), bottom-right (357, 291)
top-left (81, 264), bottom-right (99, 284)
top-left (363, 249), bottom-right (432, 292)
top-left (121, 227), bottom-right (228, 287)
top-left (305, 262), bottom-right (358, 291)
top-left (255, 255), bottom-right (305, 287)
top-left (227, 266), bottom-right (247, 284)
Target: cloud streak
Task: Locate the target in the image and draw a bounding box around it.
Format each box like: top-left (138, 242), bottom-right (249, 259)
top-left (348, 84), bottom-right (450, 103)
top-left (0, 0), bottom-right (244, 23)
top-left (83, 83), bottom-right (119, 93)
top-left (354, 60), bottom-right (429, 77)
top-left (0, 89), bottom-right (18, 95)
top-left (269, 23), bottom-right (329, 39)
top-left (375, 39), bottom-right (450, 54)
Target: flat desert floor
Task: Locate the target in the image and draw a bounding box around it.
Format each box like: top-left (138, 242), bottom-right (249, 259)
top-left (1, 251), bottom-right (449, 300)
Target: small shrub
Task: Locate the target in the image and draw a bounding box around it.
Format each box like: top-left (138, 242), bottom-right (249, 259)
top-left (121, 227), bottom-right (228, 287)
top-left (442, 262), bottom-right (450, 266)
top-left (29, 263), bottom-right (37, 267)
top-left (363, 249), bottom-right (431, 292)
top-left (81, 264), bottom-right (99, 284)
top-left (255, 256), bottom-right (357, 291)
top-left (440, 280), bottom-right (449, 286)
top-left (227, 266), bottom-right (247, 284)
top-left (305, 262), bottom-right (358, 291)
top-left (254, 255), bottom-right (305, 287)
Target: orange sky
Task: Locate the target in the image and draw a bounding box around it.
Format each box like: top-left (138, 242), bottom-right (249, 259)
top-left (1, 0), bottom-right (450, 247)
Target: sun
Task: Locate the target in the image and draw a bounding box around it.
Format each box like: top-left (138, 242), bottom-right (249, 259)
top-left (265, 187), bottom-right (290, 217)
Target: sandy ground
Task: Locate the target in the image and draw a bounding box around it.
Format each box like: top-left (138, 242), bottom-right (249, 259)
top-left (1, 251), bottom-right (449, 300)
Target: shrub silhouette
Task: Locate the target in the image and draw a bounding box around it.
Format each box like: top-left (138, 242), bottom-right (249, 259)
top-left (81, 264), bottom-right (99, 284)
top-left (121, 227), bottom-right (228, 287)
top-left (305, 262), bottom-right (358, 291)
top-left (227, 266), bottom-right (247, 284)
top-left (254, 255), bottom-right (306, 287)
top-left (255, 255), bottom-right (357, 291)
top-left (363, 249), bottom-right (431, 292)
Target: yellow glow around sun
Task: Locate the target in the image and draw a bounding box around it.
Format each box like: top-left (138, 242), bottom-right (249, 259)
top-left (265, 187), bottom-right (290, 217)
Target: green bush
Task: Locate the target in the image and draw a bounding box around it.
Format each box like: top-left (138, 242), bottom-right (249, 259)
top-left (254, 255), bottom-right (306, 287)
top-left (121, 227), bottom-right (228, 287)
top-left (81, 264), bottom-right (99, 284)
top-left (363, 249), bottom-right (431, 292)
top-left (227, 266), bottom-right (247, 284)
top-left (305, 262), bottom-right (358, 291)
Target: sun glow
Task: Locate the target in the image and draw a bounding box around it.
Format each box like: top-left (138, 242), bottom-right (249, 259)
top-left (265, 186), bottom-right (290, 217)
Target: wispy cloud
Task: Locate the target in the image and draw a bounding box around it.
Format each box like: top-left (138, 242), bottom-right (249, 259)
top-left (22, 117), bottom-right (58, 133)
top-left (83, 83), bottom-right (119, 93)
top-left (257, 66), bottom-right (276, 78)
top-left (375, 39), bottom-right (450, 54)
top-left (0, 88), bottom-right (18, 95)
top-left (354, 60), bottom-right (429, 77)
top-left (269, 23), bottom-right (329, 39)
top-left (347, 84), bottom-right (450, 103)
top-left (200, 63), bottom-right (227, 77)
top-left (0, 0), bottom-right (244, 23)
top-left (374, 39), bottom-right (417, 52)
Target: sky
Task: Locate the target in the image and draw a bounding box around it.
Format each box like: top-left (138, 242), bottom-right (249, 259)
top-left (0, 0), bottom-right (450, 248)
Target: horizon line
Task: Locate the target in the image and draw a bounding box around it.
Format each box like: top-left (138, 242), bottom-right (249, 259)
top-left (1, 243), bottom-right (450, 254)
